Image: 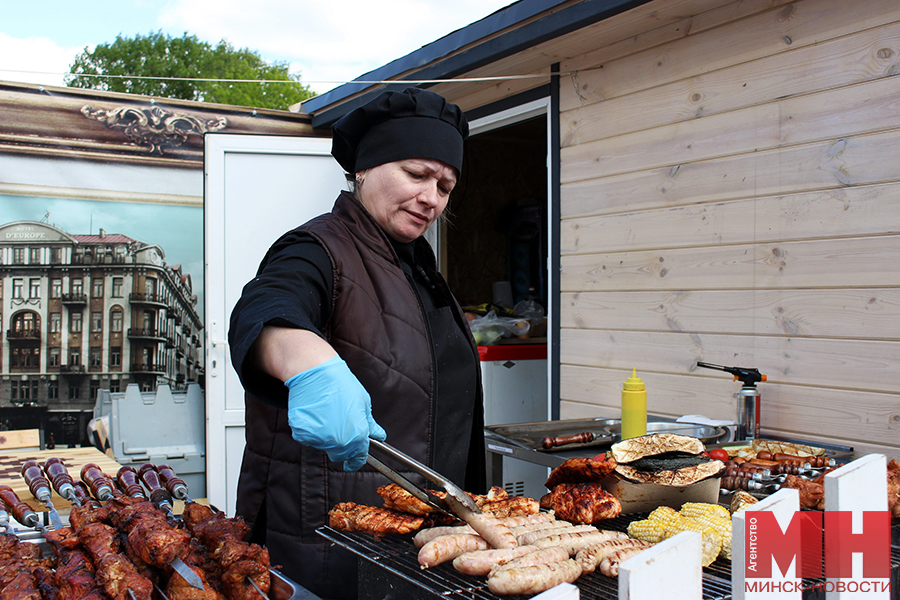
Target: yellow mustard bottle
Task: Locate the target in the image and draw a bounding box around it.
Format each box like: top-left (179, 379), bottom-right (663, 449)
top-left (621, 368), bottom-right (647, 440)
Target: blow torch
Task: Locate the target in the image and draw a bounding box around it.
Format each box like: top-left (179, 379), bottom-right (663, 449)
top-left (696, 361), bottom-right (767, 441)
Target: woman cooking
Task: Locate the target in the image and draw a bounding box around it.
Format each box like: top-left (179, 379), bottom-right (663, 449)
top-left (228, 87), bottom-right (486, 600)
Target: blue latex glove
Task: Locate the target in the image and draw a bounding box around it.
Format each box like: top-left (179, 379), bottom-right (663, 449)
top-left (285, 355), bottom-right (387, 472)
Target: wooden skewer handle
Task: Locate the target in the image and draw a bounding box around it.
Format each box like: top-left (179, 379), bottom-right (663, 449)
top-left (81, 463), bottom-right (115, 501)
top-left (117, 466), bottom-right (146, 499)
top-left (138, 463), bottom-right (173, 508)
top-left (541, 431), bottom-right (595, 449)
top-left (21, 460), bottom-right (51, 501)
top-left (43, 458), bottom-right (75, 495)
top-left (0, 485), bottom-right (38, 526)
top-left (157, 464), bottom-right (189, 501)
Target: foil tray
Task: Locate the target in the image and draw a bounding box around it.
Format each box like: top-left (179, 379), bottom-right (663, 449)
top-left (486, 418), bottom-right (727, 452)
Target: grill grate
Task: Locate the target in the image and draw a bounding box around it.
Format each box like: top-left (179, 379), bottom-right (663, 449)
top-left (320, 518), bottom-right (900, 600)
top-left (318, 519), bottom-right (733, 600)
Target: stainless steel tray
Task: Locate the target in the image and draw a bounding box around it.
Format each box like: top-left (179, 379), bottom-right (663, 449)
top-left (11, 527), bottom-right (320, 600)
top-left (486, 418), bottom-right (726, 452)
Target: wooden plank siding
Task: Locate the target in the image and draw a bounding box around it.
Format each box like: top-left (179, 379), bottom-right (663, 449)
top-left (554, 0), bottom-right (900, 459)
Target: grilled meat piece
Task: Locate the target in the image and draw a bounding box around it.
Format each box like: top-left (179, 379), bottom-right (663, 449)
top-left (329, 502), bottom-right (425, 538)
top-left (185, 506), bottom-right (251, 547)
top-left (220, 560), bottom-right (269, 600)
top-left (377, 483), bottom-right (437, 516)
top-left (68, 502), bottom-right (103, 534)
top-left (54, 548), bottom-right (102, 600)
top-left (888, 460), bottom-right (900, 519)
top-left (165, 562), bottom-right (223, 600)
top-left (0, 570), bottom-right (42, 600)
top-left (479, 496), bottom-right (540, 518)
top-left (126, 516), bottom-right (191, 569)
top-left (780, 474), bottom-right (825, 510)
top-left (545, 456), bottom-right (618, 489)
top-left (76, 522), bottom-right (153, 600)
top-left (94, 553), bottom-right (153, 600)
top-left (540, 482), bottom-right (622, 525)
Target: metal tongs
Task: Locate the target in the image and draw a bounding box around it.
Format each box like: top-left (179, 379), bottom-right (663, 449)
top-left (366, 438), bottom-right (480, 519)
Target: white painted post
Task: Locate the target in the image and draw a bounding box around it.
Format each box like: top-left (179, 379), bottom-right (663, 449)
top-left (618, 530), bottom-right (703, 600)
top-left (732, 487), bottom-right (802, 600)
top-left (532, 582), bottom-right (580, 600)
top-left (823, 453), bottom-right (889, 600)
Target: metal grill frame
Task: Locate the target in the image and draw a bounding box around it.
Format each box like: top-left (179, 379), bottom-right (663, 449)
top-left (318, 513), bottom-right (733, 600)
top-left (319, 517), bottom-right (900, 600)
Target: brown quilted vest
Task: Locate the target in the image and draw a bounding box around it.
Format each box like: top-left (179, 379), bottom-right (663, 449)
top-left (236, 192), bottom-right (482, 600)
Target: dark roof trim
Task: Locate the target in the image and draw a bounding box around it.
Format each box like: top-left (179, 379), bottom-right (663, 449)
top-left (304, 0), bottom-right (651, 129)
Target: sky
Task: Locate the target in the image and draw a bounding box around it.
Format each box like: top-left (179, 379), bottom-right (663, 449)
top-left (0, 0), bottom-right (516, 96)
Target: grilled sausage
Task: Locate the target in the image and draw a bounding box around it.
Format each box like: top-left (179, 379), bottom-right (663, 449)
top-left (517, 524), bottom-right (597, 546)
top-left (488, 546), bottom-right (570, 578)
top-left (495, 511), bottom-right (557, 527)
top-left (417, 534), bottom-right (489, 568)
top-left (487, 559), bottom-right (583, 595)
top-left (531, 529), bottom-right (628, 556)
top-left (599, 546), bottom-right (651, 577)
top-left (456, 508), bottom-right (518, 549)
top-left (452, 545), bottom-right (540, 576)
top-left (413, 525), bottom-right (476, 548)
top-left (576, 538), bottom-right (654, 573)
top-left (509, 520), bottom-right (570, 537)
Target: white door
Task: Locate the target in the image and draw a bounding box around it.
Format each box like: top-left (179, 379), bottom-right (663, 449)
top-left (204, 133), bottom-right (346, 514)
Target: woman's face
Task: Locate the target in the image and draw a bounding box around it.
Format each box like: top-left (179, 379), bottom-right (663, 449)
top-left (357, 158), bottom-right (457, 243)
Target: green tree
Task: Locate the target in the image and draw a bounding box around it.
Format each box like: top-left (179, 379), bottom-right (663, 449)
top-left (66, 32), bottom-right (314, 110)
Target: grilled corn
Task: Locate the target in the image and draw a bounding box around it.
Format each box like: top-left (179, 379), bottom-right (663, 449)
top-left (679, 503), bottom-right (732, 560)
top-left (627, 506), bottom-right (723, 566)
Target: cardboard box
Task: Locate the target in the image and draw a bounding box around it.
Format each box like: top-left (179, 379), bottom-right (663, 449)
top-left (600, 473), bottom-right (720, 514)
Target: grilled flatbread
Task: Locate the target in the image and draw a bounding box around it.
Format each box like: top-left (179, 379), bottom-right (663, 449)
top-left (615, 459), bottom-right (725, 486)
top-left (609, 433), bottom-right (705, 463)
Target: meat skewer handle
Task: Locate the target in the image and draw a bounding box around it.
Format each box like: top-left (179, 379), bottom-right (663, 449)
top-left (21, 460), bottom-right (52, 503)
top-left (157, 464), bottom-right (192, 503)
top-left (21, 459), bottom-right (63, 529)
top-left (81, 463), bottom-right (115, 501)
top-left (0, 484), bottom-right (41, 529)
top-left (72, 481), bottom-right (100, 508)
top-left (138, 463), bottom-right (175, 513)
top-left (541, 431), bottom-right (595, 449)
top-left (117, 466), bottom-right (147, 499)
top-left (43, 458), bottom-right (79, 505)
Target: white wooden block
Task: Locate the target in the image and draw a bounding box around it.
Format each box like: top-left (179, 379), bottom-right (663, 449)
top-left (732, 487), bottom-right (802, 600)
top-left (824, 453), bottom-right (889, 600)
top-left (619, 530), bottom-right (702, 600)
top-left (532, 582), bottom-right (580, 600)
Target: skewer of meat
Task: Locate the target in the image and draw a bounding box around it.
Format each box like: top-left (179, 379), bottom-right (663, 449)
top-left (73, 521), bottom-right (154, 600)
top-left (181, 502), bottom-right (270, 600)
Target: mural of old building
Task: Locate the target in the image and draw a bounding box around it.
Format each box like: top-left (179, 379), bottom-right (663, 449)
top-left (0, 220), bottom-right (203, 441)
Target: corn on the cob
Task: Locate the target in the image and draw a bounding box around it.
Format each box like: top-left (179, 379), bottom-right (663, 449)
top-left (626, 506), bottom-right (722, 566)
top-left (678, 503), bottom-right (732, 560)
top-left (679, 502), bottom-right (730, 521)
top-left (625, 518), bottom-right (668, 544)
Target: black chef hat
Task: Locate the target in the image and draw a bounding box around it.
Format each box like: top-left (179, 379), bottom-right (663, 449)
top-left (331, 87), bottom-right (469, 175)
